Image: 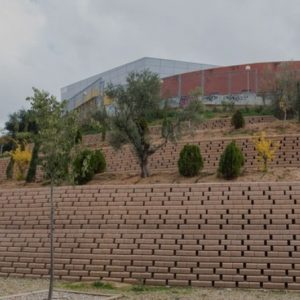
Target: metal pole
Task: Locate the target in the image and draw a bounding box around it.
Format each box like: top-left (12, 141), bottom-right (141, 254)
top-left (247, 71), bottom-right (250, 92)
top-left (201, 70), bottom-right (205, 96)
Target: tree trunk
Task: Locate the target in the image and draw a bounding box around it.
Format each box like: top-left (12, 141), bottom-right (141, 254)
top-left (263, 157), bottom-right (268, 173)
top-left (101, 129), bottom-right (106, 142)
top-left (140, 158), bottom-right (149, 178)
top-left (48, 179), bottom-right (54, 300)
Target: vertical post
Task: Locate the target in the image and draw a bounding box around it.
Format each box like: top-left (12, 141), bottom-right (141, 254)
top-left (178, 74), bottom-right (182, 98)
top-left (228, 71), bottom-right (232, 95)
top-left (201, 70), bottom-right (205, 96)
top-left (255, 69), bottom-right (258, 94)
top-left (297, 81), bottom-right (300, 122)
top-left (245, 65), bottom-right (251, 92)
top-left (48, 179), bottom-right (54, 300)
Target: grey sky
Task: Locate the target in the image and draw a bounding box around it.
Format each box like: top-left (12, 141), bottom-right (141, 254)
top-left (1, 0), bottom-right (300, 126)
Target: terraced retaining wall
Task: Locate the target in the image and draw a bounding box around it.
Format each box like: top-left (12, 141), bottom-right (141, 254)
top-left (148, 115), bottom-right (276, 135)
top-left (0, 158), bottom-right (9, 181)
top-left (1, 182), bottom-right (300, 289)
top-left (94, 134), bottom-right (300, 174)
top-left (0, 116), bottom-right (278, 182)
top-left (83, 115), bottom-right (276, 147)
top-left (1, 134), bottom-right (299, 180)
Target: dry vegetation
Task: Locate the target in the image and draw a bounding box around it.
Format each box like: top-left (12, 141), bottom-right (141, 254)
top-left (1, 277), bottom-right (300, 300)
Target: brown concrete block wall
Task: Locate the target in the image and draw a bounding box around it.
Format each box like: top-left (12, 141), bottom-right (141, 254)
top-left (148, 115), bottom-right (276, 135)
top-left (0, 158), bottom-right (43, 182)
top-left (1, 182), bottom-right (300, 289)
top-left (0, 158), bottom-right (9, 181)
top-left (82, 115), bottom-right (276, 147)
top-left (97, 134), bottom-right (300, 174)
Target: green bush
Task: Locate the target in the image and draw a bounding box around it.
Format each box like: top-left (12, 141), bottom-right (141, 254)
top-left (231, 110), bottom-right (245, 129)
top-left (218, 141), bottom-right (244, 179)
top-left (72, 149), bottom-right (96, 185)
top-left (178, 144), bottom-right (203, 177)
top-left (93, 149), bottom-right (106, 173)
top-left (72, 149), bottom-right (106, 184)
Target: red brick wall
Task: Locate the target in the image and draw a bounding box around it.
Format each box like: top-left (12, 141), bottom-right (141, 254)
top-left (161, 61), bottom-right (300, 97)
top-left (0, 182), bottom-right (300, 289)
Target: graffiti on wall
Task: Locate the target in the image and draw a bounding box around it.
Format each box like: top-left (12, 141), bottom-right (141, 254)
top-left (164, 92), bottom-right (271, 108)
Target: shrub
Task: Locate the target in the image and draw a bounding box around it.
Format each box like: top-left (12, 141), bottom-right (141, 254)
top-left (252, 131), bottom-right (278, 172)
top-left (93, 149), bottom-right (106, 173)
top-left (26, 142), bottom-right (40, 183)
top-left (72, 149), bottom-right (96, 184)
top-left (178, 144), bottom-right (203, 177)
top-left (6, 158), bottom-right (14, 179)
top-left (231, 110), bottom-right (245, 129)
top-left (218, 141), bottom-right (244, 179)
top-left (11, 145), bottom-right (32, 180)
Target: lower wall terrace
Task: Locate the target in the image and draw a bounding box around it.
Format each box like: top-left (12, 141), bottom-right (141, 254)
top-left (1, 182), bottom-right (300, 289)
top-left (0, 158), bottom-right (9, 181)
top-left (99, 134), bottom-right (300, 174)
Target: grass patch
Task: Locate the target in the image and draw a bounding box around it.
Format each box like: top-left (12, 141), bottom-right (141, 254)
top-left (92, 281), bottom-right (114, 289)
top-left (130, 284), bottom-right (192, 294)
top-left (224, 128), bottom-right (255, 136)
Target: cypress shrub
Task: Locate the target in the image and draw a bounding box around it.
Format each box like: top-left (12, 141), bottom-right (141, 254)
top-left (218, 141), bottom-right (244, 179)
top-left (93, 149), bottom-right (106, 173)
top-left (178, 144), bottom-right (203, 177)
top-left (72, 149), bottom-right (96, 185)
top-left (6, 158), bottom-right (14, 179)
top-left (26, 142), bottom-right (40, 183)
top-left (231, 110), bottom-right (245, 129)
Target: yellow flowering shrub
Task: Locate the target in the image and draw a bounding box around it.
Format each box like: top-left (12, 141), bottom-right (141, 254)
top-left (253, 132), bottom-right (278, 172)
top-left (11, 146), bottom-right (32, 180)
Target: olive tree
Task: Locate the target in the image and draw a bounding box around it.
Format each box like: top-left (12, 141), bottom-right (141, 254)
top-left (106, 70), bottom-right (204, 178)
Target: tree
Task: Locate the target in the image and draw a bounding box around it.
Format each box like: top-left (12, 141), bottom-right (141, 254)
top-left (297, 82), bottom-right (300, 122)
top-left (273, 62), bottom-right (299, 120)
top-left (91, 108), bottom-right (110, 141)
top-left (5, 109), bottom-right (37, 138)
top-left (258, 66), bottom-right (276, 106)
top-left (106, 70), bottom-right (204, 178)
top-left (231, 110), bottom-right (245, 129)
top-left (218, 141), bottom-right (244, 179)
top-left (178, 144), bottom-right (203, 177)
top-left (10, 145), bottom-right (32, 180)
top-left (253, 131), bottom-right (278, 172)
top-left (27, 88), bottom-right (80, 300)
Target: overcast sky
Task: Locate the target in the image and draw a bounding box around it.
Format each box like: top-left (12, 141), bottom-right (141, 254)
top-left (1, 0), bottom-right (300, 126)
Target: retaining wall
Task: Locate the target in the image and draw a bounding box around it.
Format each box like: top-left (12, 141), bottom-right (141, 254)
top-left (1, 182), bottom-right (300, 289)
top-left (82, 115), bottom-right (276, 147)
top-left (94, 134), bottom-right (300, 174)
top-left (0, 158), bottom-right (9, 181)
top-left (148, 115), bottom-right (276, 135)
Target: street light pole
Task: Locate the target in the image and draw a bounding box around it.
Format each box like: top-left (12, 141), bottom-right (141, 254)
top-left (245, 65), bottom-right (251, 92)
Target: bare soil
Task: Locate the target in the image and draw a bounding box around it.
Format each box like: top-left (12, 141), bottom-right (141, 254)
top-left (88, 167), bottom-right (300, 185)
top-left (1, 167), bottom-right (300, 189)
top-left (1, 277), bottom-right (300, 300)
